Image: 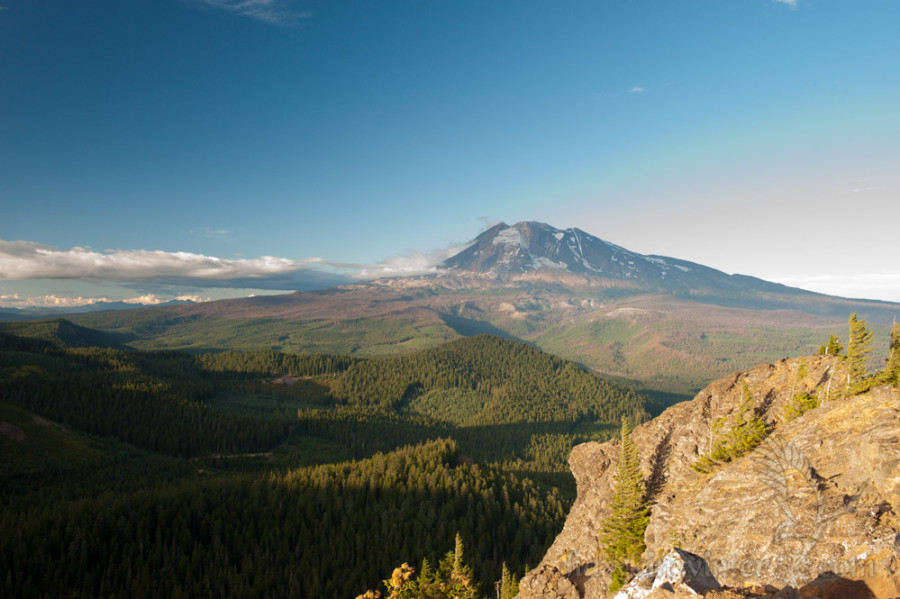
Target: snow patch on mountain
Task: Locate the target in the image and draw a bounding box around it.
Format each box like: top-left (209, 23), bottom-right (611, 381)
top-left (532, 257), bottom-right (568, 270)
top-left (492, 227), bottom-right (525, 248)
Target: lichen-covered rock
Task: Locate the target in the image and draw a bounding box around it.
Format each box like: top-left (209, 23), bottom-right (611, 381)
top-left (655, 386), bottom-right (900, 591)
top-left (518, 355), bottom-right (900, 599)
top-left (518, 564), bottom-right (582, 599)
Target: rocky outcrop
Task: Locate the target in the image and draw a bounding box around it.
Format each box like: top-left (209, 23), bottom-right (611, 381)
top-left (518, 355), bottom-right (900, 599)
top-left (613, 548), bottom-right (721, 598)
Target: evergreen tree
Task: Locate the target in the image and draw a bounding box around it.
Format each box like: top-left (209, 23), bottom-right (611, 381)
top-left (599, 416), bottom-right (649, 590)
top-left (877, 320), bottom-right (900, 386)
top-left (442, 532), bottom-right (478, 599)
top-left (846, 313), bottom-right (874, 395)
top-left (419, 558), bottom-right (434, 589)
top-left (361, 536), bottom-right (481, 599)
top-left (818, 334), bottom-right (843, 356)
top-left (782, 392), bottom-right (818, 422)
top-left (498, 562), bottom-right (519, 599)
top-left (692, 381), bottom-right (767, 473)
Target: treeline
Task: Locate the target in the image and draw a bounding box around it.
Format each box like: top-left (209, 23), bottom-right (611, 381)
top-left (0, 440), bottom-right (565, 599)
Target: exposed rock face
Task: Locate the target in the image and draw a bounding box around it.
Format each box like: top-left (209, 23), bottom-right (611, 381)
top-left (518, 355), bottom-right (900, 599)
top-left (613, 548), bottom-right (721, 598)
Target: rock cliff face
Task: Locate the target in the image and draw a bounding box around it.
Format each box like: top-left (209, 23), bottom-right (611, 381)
top-left (519, 355), bottom-right (900, 598)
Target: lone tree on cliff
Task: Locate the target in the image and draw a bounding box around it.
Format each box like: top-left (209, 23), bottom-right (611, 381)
top-left (877, 319), bottom-right (900, 386)
top-left (817, 334), bottom-right (843, 356)
top-left (846, 312), bottom-right (874, 395)
top-left (600, 416), bottom-right (650, 591)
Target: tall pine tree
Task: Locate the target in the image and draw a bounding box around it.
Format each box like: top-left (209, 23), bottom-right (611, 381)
top-left (846, 312), bottom-right (874, 395)
top-left (600, 416), bottom-right (650, 591)
top-left (878, 320), bottom-right (900, 386)
top-left (498, 562), bottom-right (519, 599)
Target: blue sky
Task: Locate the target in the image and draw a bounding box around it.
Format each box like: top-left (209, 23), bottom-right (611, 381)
top-left (2, 0), bottom-right (899, 307)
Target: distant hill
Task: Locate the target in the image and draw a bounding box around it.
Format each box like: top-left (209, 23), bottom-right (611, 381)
top-left (0, 308), bottom-right (32, 322)
top-left (0, 298), bottom-right (197, 320)
top-left (328, 334), bottom-right (650, 425)
top-left (0, 318), bottom-right (123, 349)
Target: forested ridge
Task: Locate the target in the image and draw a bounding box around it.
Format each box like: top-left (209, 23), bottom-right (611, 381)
top-left (329, 335), bottom-right (650, 424)
top-left (0, 328), bottom-right (649, 598)
top-left (195, 334), bottom-right (650, 427)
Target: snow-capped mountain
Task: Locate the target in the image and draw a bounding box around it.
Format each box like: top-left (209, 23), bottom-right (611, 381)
top-left (442, 221), bottom-right (797, 294)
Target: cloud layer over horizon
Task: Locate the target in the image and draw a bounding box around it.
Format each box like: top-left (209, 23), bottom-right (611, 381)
top-left (0, 240), bottom-right (349, 289)
top-left (770, 272), bottom-right (900, 304)
top-left (0, 239), bottom-right (467, 306)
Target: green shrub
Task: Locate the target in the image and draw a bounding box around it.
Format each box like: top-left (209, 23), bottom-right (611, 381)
top-left (692, 382), bottom-right (768, 474)
top-left (783, 392), bottom-right (818, 422)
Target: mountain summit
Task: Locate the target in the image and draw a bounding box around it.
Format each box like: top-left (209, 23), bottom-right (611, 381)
top-left (443, 222), bottom-right (639, 277)
top-left (442, 221), bottom-right (793, 295)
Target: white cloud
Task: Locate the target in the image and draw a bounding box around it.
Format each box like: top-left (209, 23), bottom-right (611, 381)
top-left (121, 294), bottom-right (211, 305)
top-left (182, 0), bottom-right (311, 26)
top-left (1, 294), bottom-right (111, 308)
top-left (771, 271), bottom-right (900, 303)
top-left (0, 238), bottom-right (472, 295)
top-left (0, 240), bottom-right (345, 290)
top-left (191, 227), bottom-right (232, 238)
top-left (0, 293), bottom-right (211, 309)
top-left (772, 0), bottom-right (798, 7)
top-left (353, 243), bottom-right (472, 279)
top-left (629, 86), bottom-right (646, 93)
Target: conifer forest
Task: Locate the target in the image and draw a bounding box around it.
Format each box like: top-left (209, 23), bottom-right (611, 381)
top-left (0, 326), bottom-right (646, 598)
